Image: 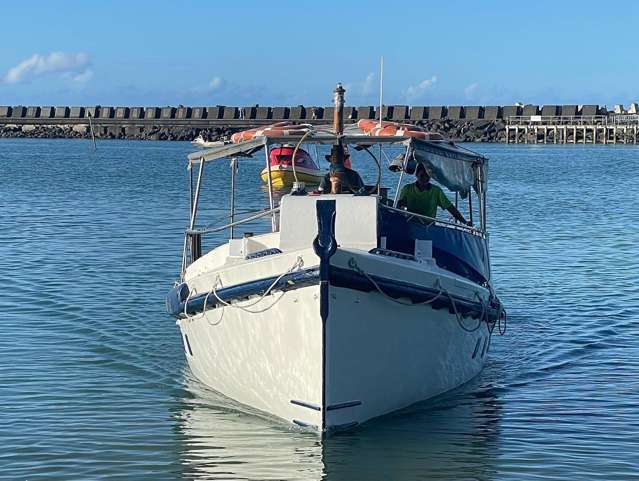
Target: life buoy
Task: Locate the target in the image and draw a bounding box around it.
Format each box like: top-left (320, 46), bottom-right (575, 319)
top-left (357, 119), bottom-right (443, 140)
top-left (231, 122), bottom-right (312, 143)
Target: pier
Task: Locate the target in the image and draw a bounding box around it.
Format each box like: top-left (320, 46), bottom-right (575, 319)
top-left (505, 114), bottom-right (639, 144)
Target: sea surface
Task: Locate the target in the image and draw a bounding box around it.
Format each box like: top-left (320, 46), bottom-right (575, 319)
top-left (1, 139), bottom-right (638, 481)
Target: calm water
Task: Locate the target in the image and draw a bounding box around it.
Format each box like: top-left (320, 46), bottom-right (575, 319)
top-left (1, 139), bottom-right (638, 480)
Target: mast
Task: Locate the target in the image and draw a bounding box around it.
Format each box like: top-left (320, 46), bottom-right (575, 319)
top-left (378, 56), bottom-right (384, 127)
top-left (329, 83), bottom-right (346, 194)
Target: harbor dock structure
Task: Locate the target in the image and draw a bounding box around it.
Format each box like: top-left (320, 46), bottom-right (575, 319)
top-left (505, 113), bottom-right (639, 145)
top-left (1, 103), bottom-right (639, 144)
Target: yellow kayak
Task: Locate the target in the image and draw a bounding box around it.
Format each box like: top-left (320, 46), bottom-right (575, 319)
top-left (260, 165), bottom-right (326, 189)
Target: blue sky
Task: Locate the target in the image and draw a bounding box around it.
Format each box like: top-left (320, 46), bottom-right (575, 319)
top-left (1, 0), bottom-right (637, 108)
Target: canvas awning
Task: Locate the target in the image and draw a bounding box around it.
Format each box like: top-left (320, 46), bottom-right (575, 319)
top-left (410, 139), bottom-right (486, 197)
top-left (186, 131), bottom-right (487, 197)
top-left (187, 133), bottom-right (410, 165)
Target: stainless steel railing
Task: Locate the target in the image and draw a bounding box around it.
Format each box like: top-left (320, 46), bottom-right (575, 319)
top-left (187, 206), bottom-right (280, 235)
top-left (381, 204), bottom-right (485, 237)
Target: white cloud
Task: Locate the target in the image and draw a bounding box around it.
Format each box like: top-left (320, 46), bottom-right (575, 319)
top-left (209, 76), bottom-right (224, 91)
top-left (362, 72), bottom-right (375, 96)
top-left (343, 72), bottom-right (377, 102)
top-left (464, 82), bottom-right (479, 99)
top-left (405, 76), bottom-right (438, 101)
top-left (70, 69), bottom-right (93, 83)
top-left (2, 51), bottom-right (92, 84)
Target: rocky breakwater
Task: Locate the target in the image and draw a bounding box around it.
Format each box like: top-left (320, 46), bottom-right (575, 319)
top-left (1, 120), bottom-right (507, 142)
top-left (415, 119), bottom-right (507, 142)
top-left (0, 124), bottom-right (235, 142)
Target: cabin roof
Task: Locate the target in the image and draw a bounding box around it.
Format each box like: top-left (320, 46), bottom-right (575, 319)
top-left (186, 129), bottom-right (487, 197)
top-left (187, 134), bottom-right (414, 164)
top-left (187, 133), bottom-right (485, 165)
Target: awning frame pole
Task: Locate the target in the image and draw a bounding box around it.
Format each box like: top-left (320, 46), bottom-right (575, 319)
top-left (189, 158), bottom-right (205, 231)
top-left (476, 164), bottom-right (485, 231)
top-left (230, 157), bottom-right (237, 239)
top-left (481, 165), bottom-right (487, 231)
top-left (182, 158), bottom-right (205, 275)
top-left (189, 164), bottom-right (194, 215)
top-left (393, 146), bottom-right (411, 207)
top-left (264, 143), bottom-right (277, 232)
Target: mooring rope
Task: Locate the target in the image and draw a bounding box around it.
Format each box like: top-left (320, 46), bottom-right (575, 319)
top-left (437, 283), bottom-right (485, 333)
top-left (208, 256), bottom-right (304, 314)
top-left (348, 256), bottom-right (489, 333)
top-left (182, 286), bottom-right (197, 322)
top-left (347, 257), bottom-right (443, 307)
top-left (202, 287), bottom-right (224, 326)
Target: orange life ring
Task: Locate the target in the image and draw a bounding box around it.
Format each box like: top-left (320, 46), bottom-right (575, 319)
top-left (357, 119), bottom-right (443, 140)
top-left (231, 122), bottom-right (312, 143)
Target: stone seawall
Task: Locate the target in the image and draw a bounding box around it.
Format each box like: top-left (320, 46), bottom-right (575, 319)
top-left (0, 119), bottom-right (507, 142)
top-left (0, 102), bottom-right (615, 143)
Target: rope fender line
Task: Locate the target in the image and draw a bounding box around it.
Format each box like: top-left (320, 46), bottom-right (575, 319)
top-left (202, 286), bottom-right (224, 326)
top-left (194, 256), bottom-right (305, 315)
top-left (347, 256), bottom-right (493, 333)
top-left (183, 286), bottom-right (197, 322)
top-left (347, 257), bottom-right (443, 307)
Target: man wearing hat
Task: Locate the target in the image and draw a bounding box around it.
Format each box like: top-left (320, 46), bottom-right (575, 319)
top-left (398, 163), bottom-right (472, 226)
top-left (317, 148), bottom-right (365, 194)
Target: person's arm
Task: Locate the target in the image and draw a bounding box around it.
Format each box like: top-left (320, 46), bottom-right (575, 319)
top-left (353, 170), bottom-right (365, 191)
top-left (438, 188), bottom-right (471, 225)
top-left (446, 205), bottom-right (472, 225)
top-left (396, 185), bottom-right (408, 208)
top-left (317, 174), bottom-right (329, 193)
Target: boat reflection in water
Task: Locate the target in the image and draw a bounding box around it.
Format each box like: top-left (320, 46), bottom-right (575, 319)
top-left (175, 371), bottom-right (502, 481)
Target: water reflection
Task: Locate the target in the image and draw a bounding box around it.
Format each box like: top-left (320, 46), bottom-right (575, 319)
top-left (175, 371), bottom-right (323, 481)
top-left (175, 371), bottom-right (503, 481)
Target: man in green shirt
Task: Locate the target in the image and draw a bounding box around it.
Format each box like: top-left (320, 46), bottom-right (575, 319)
top-left (397, 163), bottom-right (472, 225)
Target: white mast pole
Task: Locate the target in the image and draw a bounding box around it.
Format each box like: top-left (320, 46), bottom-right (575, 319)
top-left (378, 56), bottom-right (384, 127)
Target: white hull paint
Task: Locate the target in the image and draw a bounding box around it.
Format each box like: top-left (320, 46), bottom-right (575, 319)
top-left (324, 284), bottom-right (489, 429)
top-left (178, 283), bottom-right (324, 429)
top-left (177, 246), bottom-right (491, 433)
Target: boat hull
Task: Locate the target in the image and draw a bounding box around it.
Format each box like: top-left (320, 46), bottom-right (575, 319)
top-left (175, 249), bottom-right (491, 433)
top-left (178, 283), bottom-right (324, 429)
top-left (324, 284), bottom-right (489, 430)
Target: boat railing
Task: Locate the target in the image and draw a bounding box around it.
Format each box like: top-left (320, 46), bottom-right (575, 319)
top-left (381, 204), bottom-right (485, 237)
top-left (185, 201), bottom-right (481, 245)
top-left (181, 198), bottom-right (483, 275)
top-left (506, 115), bottom-right (610, 126)
top-left (182, 206), bottom-right (281, 274)
top-left (187, 206), bottom-right (281, 235)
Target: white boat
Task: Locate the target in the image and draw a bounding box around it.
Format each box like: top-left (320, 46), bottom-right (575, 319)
top-left (191, 134), bottom-right (223, 148)
top-left (166, 84), bottom-right (506, 435)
